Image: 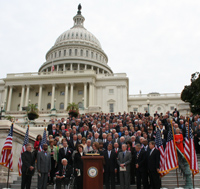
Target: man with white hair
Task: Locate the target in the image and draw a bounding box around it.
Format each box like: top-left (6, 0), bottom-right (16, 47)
top-left (55, 158), bottom-right (72, 189)
top-left (119, 136), bottom-right (125, 149)
top-left (117, 144), bottom-right (132, 189)
top-left (135, 130), bottom-right (142, 144)
top-left (83, 140), bottom-right (93, 153)
top-left (91, 133), bottom-right (102, 144)
top-left (113, 133), bottom-right (120, 144)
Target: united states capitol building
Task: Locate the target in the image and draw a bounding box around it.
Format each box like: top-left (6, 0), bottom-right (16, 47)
top-left (0, 7), bottom-right (190, 125)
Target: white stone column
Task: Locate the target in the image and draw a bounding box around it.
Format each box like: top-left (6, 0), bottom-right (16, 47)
top-left (64, 83), bottom-right (69, 110)
top-left (70, 83), bottom-right (74, 103)
top-left (91, 66), bottom-right (93, 70)
top-left (97, 68), bottom-right (99, 74)
top-left (3, 86), bottom-right (8, 109)
top-left (93, 84), bottom-right (96, 105)
top-left (51, 84), bottom-right (55, 109)
top-left (85, 64), bottom-right (87, 70)
top-left (7, 86), bottom-right (13, 111)
top-left (102, 70), bottom-right (104, 74)
top-left (84, 83), bottom-right (87, 108)
top-left (20, 85), bottom-right (25, 111)
top-left (77, 64), bottom-right (80, 71)
top-left (63, 64), bottom-right (66, 71)
top-left (57, 65), bottom-right (59, 71)
top-left (89, 83), bottom-right (93, 106)
top-left (70, 63), bottom-right (73, 71)
top-left (38, 85), bottom-right (43, 111)
top-left (25, 85), bottom-right (30, 107)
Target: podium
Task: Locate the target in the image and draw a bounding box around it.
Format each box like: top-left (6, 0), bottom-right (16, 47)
top-left (81, 155), bottom-right (104, 189)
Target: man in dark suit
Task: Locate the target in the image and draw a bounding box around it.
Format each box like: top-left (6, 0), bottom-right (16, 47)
top-left (81, 125), bottom-right (89, 138)
top-left (135, 144), bottom-right (148, 189)
top-left (37, 144), bottom-right (51, 189)
top-left (55, 158), bottom-right (73, 189)
top-left (58, 141), bottom-right (73, 165)
top-left (148, 141), bottom-right (161, 189)
top-left (69, 134), bottom-right (80, 150)
top-left (113, 142), bottom-right (122, 184)
top-left (117, 144), bottom-right (132, 189)
top-left (21, 143), bottom-right (35, 189)
top-left (47, 120), bottom-right (54, 134)
top-left (103, 144), bottom-right (117, 189)
top-left (65, 131), bottom-right (73, 144)
top-left (48, 125), bottom-right (58, 138)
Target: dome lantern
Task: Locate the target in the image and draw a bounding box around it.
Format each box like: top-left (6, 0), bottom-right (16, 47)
top-left (72, 4), bottom-right (85, 28)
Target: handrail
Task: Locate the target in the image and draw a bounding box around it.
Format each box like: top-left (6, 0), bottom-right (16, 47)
top-left (176, 146), bottom-right (193, 188)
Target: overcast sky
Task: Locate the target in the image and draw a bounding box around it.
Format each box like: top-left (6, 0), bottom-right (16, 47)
top-left (0, 0), bottom-right (199, 95)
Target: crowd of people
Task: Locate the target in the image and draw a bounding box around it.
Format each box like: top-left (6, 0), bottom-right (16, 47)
top-left (21, 109), bottom-right (200, 189)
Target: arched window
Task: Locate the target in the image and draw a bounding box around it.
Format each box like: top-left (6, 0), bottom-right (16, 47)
top-left (60, 103), bottom-right (64, 110)
top-left (81, 49), bottom-right (83, 56)
top-left (75, 49), bottom-right (77, 56)
top-left (86, 50), bottom-right (88, 57)
top-left (69, 49), bottom-right (72, 56)
top-left (47, 103), bottom-right (51, 110)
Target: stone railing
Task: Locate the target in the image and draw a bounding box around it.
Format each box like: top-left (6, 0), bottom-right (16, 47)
top-left (176, 146), bottom-right (192, 188)
top-left (129, 93), bottom-right (180, 98)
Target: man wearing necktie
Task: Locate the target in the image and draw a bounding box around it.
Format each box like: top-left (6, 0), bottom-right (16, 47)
top-left (117, 144), bottom-right (132, 189)
top-left (37, 144), bottom-right (51, 189)
top-left (55, 158), bottom-right (72, 189)
top-left (148, 141), bottom-right (161, 189)
top-left (135, 144), bottom-right (148, 189)
top-left (114, 142), bottom-right (122, 184)
top-left (103, 144), bottom-right (117, 189)
top-left (58, 141), bottom-right (73, 166)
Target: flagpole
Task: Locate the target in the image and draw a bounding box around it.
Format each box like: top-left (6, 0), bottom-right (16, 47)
top-left (187, 117), bottom-right (194, 188)
top-left (175, 169), bottom-right (179, 188)
top-left (7, 121), bottom-right (14, 189)
top-left (7, 155), bottom-right (11, 189)
top-left (170, 119), bottom-right (179, 188)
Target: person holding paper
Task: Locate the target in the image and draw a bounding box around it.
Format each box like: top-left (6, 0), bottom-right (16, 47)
top-left (117, 144), bottom-right (132, 189)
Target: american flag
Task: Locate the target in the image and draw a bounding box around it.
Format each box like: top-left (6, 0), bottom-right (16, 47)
top-left (0, 123), bottom-right (13, 170)
top-left (160, 123), bottom-right (178, 173)
top-left (39, 128), bottom-right (47, 152)
top-left (18, 126), bottom-right (29, 176)
top-left (52, 61), bottom-right (55, 72)
top-left (184, 123), bottom-right (199, 175)
top-left (155, 129), bottom-right (169, 176)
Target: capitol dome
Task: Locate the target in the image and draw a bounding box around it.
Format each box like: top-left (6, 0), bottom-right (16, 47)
top-left (39, 6), bottom-right (112, 74)
top-left (55, 27), bottom-right (102, 49)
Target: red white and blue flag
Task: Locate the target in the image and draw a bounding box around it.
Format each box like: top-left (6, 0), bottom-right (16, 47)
top-left (39, 128), bottom-right (47, 152)
top-left (0, 123), bottom-right (14, 170)
top-left (184, 123), bottom-right (199, 175)
top-left (155, 129), bottom-right (168, 176)
top-left (18, 126), bottom-right (29, 176)
top-left (160, 123), bottom-right (178, 174)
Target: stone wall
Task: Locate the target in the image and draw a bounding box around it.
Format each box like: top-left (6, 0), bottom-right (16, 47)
top-left (0, 120), bottom-right (36, 183)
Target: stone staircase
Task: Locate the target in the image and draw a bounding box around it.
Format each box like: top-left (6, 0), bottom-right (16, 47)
top-left (9, 155), bottom-right (200, 189)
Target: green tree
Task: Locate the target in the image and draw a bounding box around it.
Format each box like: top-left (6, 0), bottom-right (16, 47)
top-left (66, 102), bottom-right (79, 111)
top-left (181, 72), bottom-right (200, 114)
